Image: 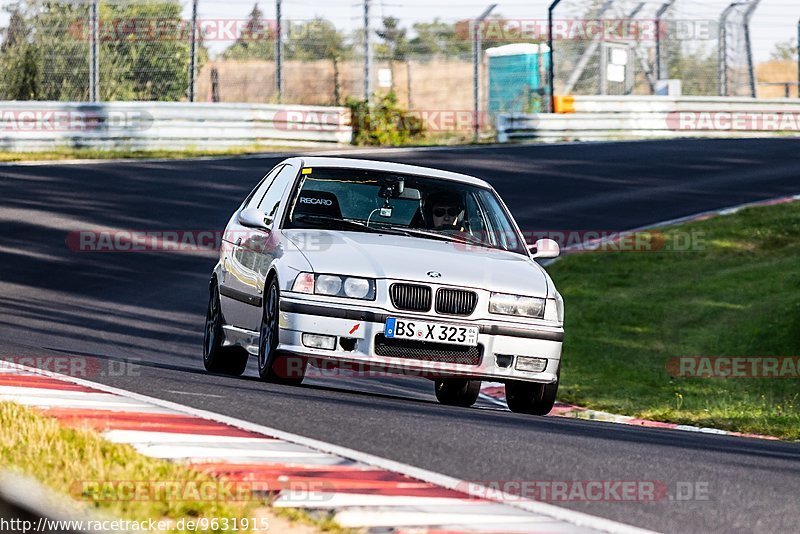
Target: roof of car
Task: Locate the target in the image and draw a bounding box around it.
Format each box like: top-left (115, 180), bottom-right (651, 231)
top-left (287, 156), bottom-right (492, 189)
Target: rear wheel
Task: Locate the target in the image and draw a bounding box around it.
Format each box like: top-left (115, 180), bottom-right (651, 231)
top-left (505, 371), bottom-right (559, 415)
top-left (203, 282), bottom-right (249, 376)
top-left (434, 379), bottom-right (481, 407)
top-left (258, 278), bottom-right (306, 385)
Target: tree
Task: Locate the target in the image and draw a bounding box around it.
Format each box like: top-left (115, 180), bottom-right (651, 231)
top-left (100, 1), bottom-right (194, 100)
top-left (771, 39), bottom-right (798, 62)
top-left (0, 0), bottom-right (195, 101)
top-left (222, 3), bottom-right (274, 60)
top-left (285, 18), bottom-right (349, 105)
top-left (376, 17), bottom-right (408, 91)
top-left (667, 44), bottom-right (718, 96)
top-left (284, 18), bottom-right (347, 61)
top-left (408, 19), bottom-right (470, 58)
top-left (0, 3), bottom-right (38, 99)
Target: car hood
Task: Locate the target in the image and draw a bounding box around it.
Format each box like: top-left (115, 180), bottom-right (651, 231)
top-left (283, 229), bottom-right (549, 297)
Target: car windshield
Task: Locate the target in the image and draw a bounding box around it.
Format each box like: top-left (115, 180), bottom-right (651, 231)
top-left (283, 167), bottom-right (527, 255)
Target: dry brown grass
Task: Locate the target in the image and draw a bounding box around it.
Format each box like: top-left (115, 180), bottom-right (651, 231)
top-left (756, 60), bottom-right (799, 98)
top-left (195, 59), bottom-right (482, 112)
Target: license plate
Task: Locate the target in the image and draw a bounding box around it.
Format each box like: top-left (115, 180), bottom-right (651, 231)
top-left (384, 317), bottom-right (479, 346)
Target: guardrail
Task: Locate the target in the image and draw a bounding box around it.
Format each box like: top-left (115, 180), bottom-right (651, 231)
top-left (0, 101), bottom-right (352, 152)
top-left (497, 96), bottom-right (800, 142)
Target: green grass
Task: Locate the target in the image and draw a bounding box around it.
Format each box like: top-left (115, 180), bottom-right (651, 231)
top-left (0, 402), bottom-right (350, 533)
top-left (550, 201), bottom-right (800, 440)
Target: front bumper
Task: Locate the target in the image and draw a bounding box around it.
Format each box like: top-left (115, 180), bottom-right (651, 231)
top-left (274, 296), bottom-right (563, 384)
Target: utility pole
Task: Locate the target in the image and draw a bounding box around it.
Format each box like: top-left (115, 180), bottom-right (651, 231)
top-left (363, 0), bottom-right (373, 104)
top-left (89, 0), bottom-right (99, 101)
top-left (188, 0), bottom-right (198, 102)
top-left (655, 0), bottom-right (676, 81)
top-left (276, 0), bottom-right (283, 103)
top-left (473, 4), bottom-right (496, 143)
top-left (797, 17), bottom-right (799, 98)
top-left (547, 0), bottom-right (563, 112)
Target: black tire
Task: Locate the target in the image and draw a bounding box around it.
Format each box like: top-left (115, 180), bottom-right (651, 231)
top-left (258, 278), bottom-right (306, 385)
top-left (434, 379), bottom-right (481, 407)
top-left (203, 282), bottom-right (249, 376)
top-left (505, 371), bottom-right (559, 415)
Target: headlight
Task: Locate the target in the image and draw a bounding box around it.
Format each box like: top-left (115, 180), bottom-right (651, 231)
top-left (343, 277), bottom-right (371, 299)
top-left (291, 272), bottom-right (375, 300)
top-left (315, 274), bottom-right (342, 296)
top-left (489, 292), bottom-right (545, 318)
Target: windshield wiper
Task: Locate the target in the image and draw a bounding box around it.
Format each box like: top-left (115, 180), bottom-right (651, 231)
top-left (389, 227), bottom-right (492, 248)
top-left (293, 215), bottom-right (409, 236)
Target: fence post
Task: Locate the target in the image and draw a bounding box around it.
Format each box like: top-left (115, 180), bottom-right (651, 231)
top-left (89, 0), bottom-right (99, 101)
top-left (363, 0), bottom-right (372, 104)
top-left (275, 0), bottom-right (283, 103)
top-left (188, 0), bottom-right (198, 102)
top-left (473, 5), bottom-right (496, 143)
top-left (743, 0), bottom-right (761, 98)
top-left (547, 0), bottom-right (563, 113)
top-left (655, 0), bottom-right (676, 81)
top-left (718, 3), bottom-right (739, 97)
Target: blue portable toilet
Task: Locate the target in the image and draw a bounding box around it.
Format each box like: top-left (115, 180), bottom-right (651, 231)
top-left (486, 43), bottom-right (551, 114)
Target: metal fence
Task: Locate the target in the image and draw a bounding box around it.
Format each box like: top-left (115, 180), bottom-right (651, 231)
top-left (1, 1), bottom-right (798, 130)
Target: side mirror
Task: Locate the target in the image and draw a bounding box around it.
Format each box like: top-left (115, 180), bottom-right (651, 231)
top-left (238, 207), bottom-right (270, 230)
top-left (529, 238), bottom-right (560, 260)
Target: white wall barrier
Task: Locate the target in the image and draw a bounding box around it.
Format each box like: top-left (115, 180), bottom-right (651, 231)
top-left (0, 101), bottom-right (352, 152)
top-left (497, 96), bottom-right (800, 142)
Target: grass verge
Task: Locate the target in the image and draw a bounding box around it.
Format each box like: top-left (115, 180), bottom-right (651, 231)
top-left (550, 201), bottom-right (800, 440)
top-left (0, 401), bottom-right (348, 533)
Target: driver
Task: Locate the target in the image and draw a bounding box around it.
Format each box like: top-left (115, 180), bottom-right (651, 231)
top-left (426, 191), bottom-right (465, 230)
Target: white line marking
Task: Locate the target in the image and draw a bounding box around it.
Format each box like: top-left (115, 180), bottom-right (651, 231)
top-left (332, 509), bottom-right (553, 529)
top-left (102, 430), bottom-right (280, 445)
top-left (273, 493), bottom-right (480, 509)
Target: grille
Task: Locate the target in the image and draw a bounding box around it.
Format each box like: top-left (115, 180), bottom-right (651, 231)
top-left (435, 288), bottom-right (478, 316)
top-left (374, 335), bottom-right (482, 365)
top-left (390, 283), bottom-right (432, 312)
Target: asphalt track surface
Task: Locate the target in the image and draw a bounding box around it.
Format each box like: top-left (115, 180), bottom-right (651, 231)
top-left (1, 139), bottom-right (799, 533)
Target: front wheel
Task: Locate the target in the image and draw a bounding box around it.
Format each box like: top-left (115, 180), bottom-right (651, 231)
top-left (258, 278), bottom-right (305, 385)
top-left (203, 282), bottom-right (249, 376)
top-left (434, 379), bottom-right (481, 407)
top-left (505, 371), bottom-right (559, 415)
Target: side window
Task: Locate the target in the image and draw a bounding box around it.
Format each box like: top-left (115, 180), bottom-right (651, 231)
top-left (464, 192), bottom-right (489, 241)
top-left (258, 165), bottom-right (298, 224)
top-left (244, 165), bottom-right (284, 209)
top-left (476, 190), bottom-right (522, 252)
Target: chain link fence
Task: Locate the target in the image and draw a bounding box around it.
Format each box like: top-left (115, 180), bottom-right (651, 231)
top-left (549, 0), bottom-right (723, 98)
top-left (0, 1), bottom-right (797, 119)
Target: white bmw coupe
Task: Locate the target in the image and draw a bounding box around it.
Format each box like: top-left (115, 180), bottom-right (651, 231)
top-left (204, 157), bottom-right (564, 414)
